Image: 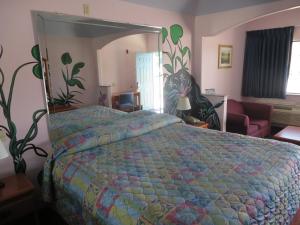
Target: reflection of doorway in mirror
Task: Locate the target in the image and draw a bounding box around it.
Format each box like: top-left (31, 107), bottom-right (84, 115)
top-left (136, 52), bottom-right (163, 113)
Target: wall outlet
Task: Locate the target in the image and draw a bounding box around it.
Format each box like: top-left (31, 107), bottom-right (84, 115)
top-left (83, 4), bottom-right (90, 16)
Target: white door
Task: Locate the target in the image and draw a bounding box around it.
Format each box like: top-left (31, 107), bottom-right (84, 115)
top-left (136, 52), bottom-right (163, 112)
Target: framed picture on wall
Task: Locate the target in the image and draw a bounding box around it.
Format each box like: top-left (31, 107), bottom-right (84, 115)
top-left (218, 45), bottom-right (232, 68)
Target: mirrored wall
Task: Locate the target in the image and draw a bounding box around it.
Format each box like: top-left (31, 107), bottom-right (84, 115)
top-left (33, 11), bottom-right (162, 114)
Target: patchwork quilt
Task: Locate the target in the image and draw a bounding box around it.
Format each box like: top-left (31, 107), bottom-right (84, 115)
top-left (44, 105), bottom-right (300, 225)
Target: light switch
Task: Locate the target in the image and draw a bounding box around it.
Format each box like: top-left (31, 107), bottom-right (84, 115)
top-left (83, 4), bottom-right (90, 16)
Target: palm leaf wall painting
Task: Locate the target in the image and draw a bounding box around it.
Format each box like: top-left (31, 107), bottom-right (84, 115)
top-left (162, 25), bottom-right (223, 130)
top-left (162, 24), bottom-right (191, 77)
top-left (51, 52), bottom-right (85, 106)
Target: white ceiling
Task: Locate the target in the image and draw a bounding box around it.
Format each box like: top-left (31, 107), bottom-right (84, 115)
top-left (122, 0), bottom-right (281, 15)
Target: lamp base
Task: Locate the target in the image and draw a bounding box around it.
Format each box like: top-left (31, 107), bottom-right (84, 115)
top-left (0, 180), bottom-right (5, 189)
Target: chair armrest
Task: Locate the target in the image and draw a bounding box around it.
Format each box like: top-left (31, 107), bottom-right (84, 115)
top-left (227, 113), bottom-right (249, 127)
top-left (242, 102), bottom-right (273, 120)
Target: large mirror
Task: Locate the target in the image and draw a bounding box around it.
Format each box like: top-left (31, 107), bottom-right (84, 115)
top-left (33, 11), bottom-right (163, 114)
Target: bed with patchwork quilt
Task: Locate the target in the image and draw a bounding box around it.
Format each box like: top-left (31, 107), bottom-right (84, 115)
top-left (43, 105), bottom-right (300, 225)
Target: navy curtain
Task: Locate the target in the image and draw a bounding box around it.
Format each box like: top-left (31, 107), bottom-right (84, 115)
top-left (242, 26), bottom-right (294, 98)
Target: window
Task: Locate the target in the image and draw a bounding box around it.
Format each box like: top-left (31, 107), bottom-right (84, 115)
top-left (287, 42), bottom-right (300, 94)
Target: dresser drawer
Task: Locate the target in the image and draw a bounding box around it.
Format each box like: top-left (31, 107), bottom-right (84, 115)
top-left (0, 193), bottom-right (35, 225)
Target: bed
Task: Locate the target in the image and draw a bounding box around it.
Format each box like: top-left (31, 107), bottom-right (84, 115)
top-left (43, 105), bottom-right (300, 225)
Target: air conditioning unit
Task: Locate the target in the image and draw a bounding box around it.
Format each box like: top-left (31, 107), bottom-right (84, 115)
top-left (271, 104), bottom-right (300, 126)
top-left (242, 97), bottom-right (300, 127)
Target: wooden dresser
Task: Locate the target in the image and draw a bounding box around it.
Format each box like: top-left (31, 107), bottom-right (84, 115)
top-left (0, 174), bottom-right (39, 225)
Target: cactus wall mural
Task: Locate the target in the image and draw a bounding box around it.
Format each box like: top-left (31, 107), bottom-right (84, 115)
top-left (162, 24), bottom-right (223, 130)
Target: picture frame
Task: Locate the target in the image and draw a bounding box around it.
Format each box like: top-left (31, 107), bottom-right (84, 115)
top-left (205, 88), bottom-right (216, 95)
top-left (218, 45), bottom-right (233, 68)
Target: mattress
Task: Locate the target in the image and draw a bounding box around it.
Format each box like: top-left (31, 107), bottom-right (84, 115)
top-left (43, 105), bottom-right (300, 225)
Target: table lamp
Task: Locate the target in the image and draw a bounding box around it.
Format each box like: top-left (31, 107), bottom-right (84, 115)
top-left (176, 96), bottom-right (191, 119)
top-left (0, 132), bottom-right (9, 188)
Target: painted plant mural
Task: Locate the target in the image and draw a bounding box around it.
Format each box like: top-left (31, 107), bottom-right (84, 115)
top-left (50, 52), bottom-right (85, 106)
top-left (162, 24), bottom-right (223, 130)
top-left (0, 45), bottom-right (47, 173)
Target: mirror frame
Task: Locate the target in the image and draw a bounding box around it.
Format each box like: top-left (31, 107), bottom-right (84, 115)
top-left (32, 10), bottom-right (163, 115)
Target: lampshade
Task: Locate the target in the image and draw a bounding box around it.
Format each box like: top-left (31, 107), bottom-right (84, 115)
top-left (0, 131), bottom-right (9, 160)
top-left (177, 96), bottom-right (191, 111)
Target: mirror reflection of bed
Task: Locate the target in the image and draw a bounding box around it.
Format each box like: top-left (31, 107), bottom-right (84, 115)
top-left (34, 11), bottom-right (162, 114)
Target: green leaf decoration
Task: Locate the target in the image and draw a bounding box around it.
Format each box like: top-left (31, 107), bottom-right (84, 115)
top-left (0, 45), bottom-right (3, 59)
top-left (31, 45), bottom-right (40, 61)
top-left (60, 89), bottom-right (67, 98)
top-left (162, 27), bottom-right (168, 44)
top-left (53, 97), bottom-right (66, 105)
top-left (182, 47), bottom-right (189, 57)
top-left (32, 63), bottom-right (43, 79)
top-left (67, 79), bottom-right (85, 89)
top-left (170, 24), bottom-right (183, 45)
top-left (163, 52), bottom-right (172, 61)
top-left (62, 70), bottom-right (68, 83)
top-left (73, 79), bottom-right (85, 89)
top-left (56, 52), bottom-right (86, 106)
top-left (14, 158), bottom-right (26, 174)
top-left (61, 52), bottom-right (72, 65)
top-left (67, 79), bottom-right (76, 86)
top-left (176, 56), bottom-right (183, 66)
top-left (163, 64), bottom-right (173, 74)
top-left (72, 62), bottom-right (85, 77)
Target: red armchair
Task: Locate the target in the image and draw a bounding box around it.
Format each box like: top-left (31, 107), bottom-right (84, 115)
top-left (226, 99), bottom-right (273, 137)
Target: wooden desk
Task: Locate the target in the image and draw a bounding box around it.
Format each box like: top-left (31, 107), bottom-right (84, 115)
top-left (112, 92), bottom-right (142, 112)
top-left (273, 126), bottom-right (300, 145)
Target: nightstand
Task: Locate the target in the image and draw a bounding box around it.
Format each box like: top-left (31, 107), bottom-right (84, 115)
top-left (0, 174), bottom-right (39, 225)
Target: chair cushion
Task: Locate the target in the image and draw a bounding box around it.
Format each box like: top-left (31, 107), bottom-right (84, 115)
top-left (227, 99), bottom-right (245, 114)
top-left (119, 103), bottom-right (134, 109)
top-left (247, 124), bottom-right (259, 134)
top-left (250, 119), bottom-right (268, 129)
top-left (119, 92), bottom-right (134, 105)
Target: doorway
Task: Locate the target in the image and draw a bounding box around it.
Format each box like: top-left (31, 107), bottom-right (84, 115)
top-left (136, 52), bottom-right (163, 113)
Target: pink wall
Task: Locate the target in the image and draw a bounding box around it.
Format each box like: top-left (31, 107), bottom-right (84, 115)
top-left (194, 0), bottom-right (300, 85)
top-left (201, 7), bottom-right (300, 103)
top-left (0, 0), bottom-right (193, 179)
top-left (202, 26), bottom-right (246, 100)
top-left (98, 33), bottom-right (158, 94)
